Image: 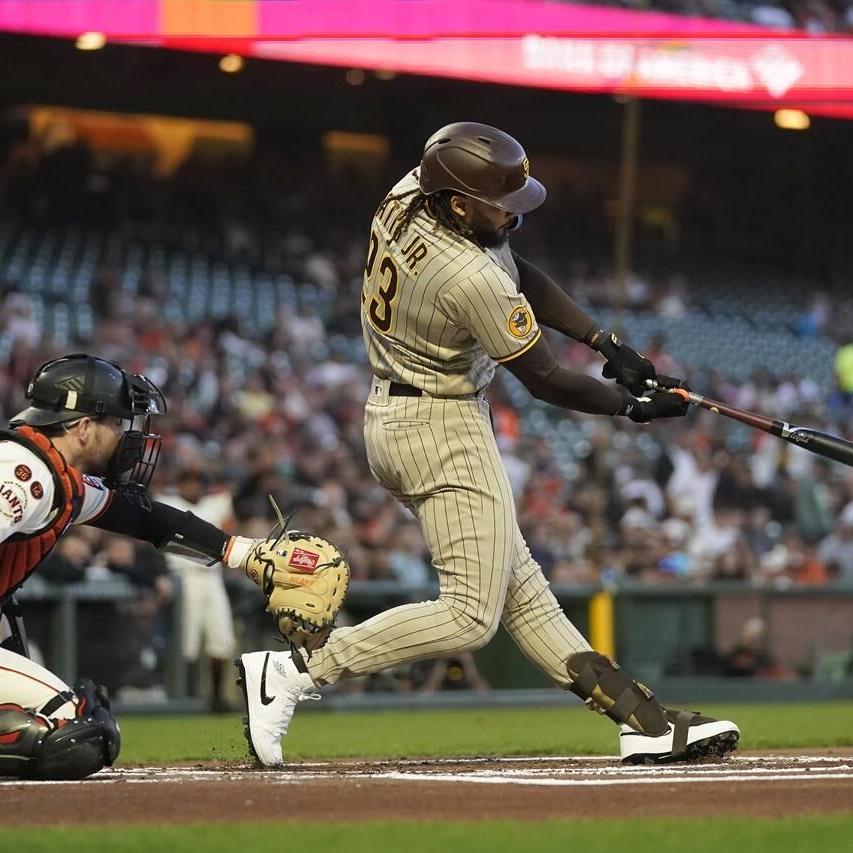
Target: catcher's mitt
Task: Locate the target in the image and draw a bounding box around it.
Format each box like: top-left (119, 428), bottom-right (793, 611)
top-left (243, 530), bottom-right (350, 652)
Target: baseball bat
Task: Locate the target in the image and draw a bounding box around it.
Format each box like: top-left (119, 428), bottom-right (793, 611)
top-left (669, 388), bottom-right (853, 468)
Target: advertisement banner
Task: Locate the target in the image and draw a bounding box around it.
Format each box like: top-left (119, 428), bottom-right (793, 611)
top-left (1, 1), bottom-right (852, 117)
top-left (250, 34), bottom-right (853, 117)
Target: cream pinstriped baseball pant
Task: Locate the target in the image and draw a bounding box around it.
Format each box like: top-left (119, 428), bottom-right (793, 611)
top-left (306, 378), bottom-right (591, 687)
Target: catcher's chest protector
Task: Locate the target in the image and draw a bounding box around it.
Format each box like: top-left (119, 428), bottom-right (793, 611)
top-left (0, 427), bottom-right (84, 600)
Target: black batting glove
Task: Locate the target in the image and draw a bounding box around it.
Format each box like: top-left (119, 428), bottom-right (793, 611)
top-left (589, 329), bottom-right (657, 396)
top-left (619, 390), bottom-right (690, 424)
top-left (652, 374), bottom-right (689, 391)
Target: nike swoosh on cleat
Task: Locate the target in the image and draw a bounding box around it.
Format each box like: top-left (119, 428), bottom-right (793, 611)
top-left (260, 653), bottom-right (275, 705)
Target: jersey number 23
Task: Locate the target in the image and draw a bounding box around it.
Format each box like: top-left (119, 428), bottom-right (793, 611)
top-left (364, 230), bottom-right (399, 333)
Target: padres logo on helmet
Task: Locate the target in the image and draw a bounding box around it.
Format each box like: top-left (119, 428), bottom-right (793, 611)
top-left (507, 305), bottom-right (533, 338)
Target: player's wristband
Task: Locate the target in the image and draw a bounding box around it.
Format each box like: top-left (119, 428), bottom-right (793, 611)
top-left (616, 396), bottom-right (652, 423)
top-left (588, 329), bottom-right (625, 358)
top-left (583, 327), bottom-right (608, 349)
top-left (223, 536), bottom-right (256, 570)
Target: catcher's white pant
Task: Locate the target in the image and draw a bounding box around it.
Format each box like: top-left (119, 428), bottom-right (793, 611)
top-left (307, 382), bottom-right (591, 686)
top-left (176, 567), bottom-right (236, 661)
top-left (0, 647), bottom-right (78, 718)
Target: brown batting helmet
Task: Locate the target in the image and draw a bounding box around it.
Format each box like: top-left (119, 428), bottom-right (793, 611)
top-left (418, 122), bottom-right (546, 215)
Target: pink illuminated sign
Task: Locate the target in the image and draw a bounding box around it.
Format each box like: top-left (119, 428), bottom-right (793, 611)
top-left (1, 1), bottom-right (851, 117)
top-left (249, 35), bottom-right (853, 117)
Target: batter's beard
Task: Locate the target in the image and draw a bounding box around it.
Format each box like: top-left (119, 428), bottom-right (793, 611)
top-left (468, 213), bottom-right (511, 248)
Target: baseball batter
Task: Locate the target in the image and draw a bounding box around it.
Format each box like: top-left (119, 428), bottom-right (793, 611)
top-left (238, 123), bottom-right (739, 767)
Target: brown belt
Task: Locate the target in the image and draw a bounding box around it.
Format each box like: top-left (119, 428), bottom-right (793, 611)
top-left (388, 382), bottom-right (422, 397)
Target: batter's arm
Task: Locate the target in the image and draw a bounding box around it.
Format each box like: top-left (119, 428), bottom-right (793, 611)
top-left (502, 338), bottom-right (688, 422)
top-left (511, 251), bottom-right (598, 343)
top-left (501, 335), bottom-right (625, 415)
top-left (511, 251), bottom-right (678, 396)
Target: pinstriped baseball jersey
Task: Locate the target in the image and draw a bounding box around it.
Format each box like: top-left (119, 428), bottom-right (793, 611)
top-left (305, 168), bottom-right (593, 691)
top-left (361, 170), bottom-right (541, 397)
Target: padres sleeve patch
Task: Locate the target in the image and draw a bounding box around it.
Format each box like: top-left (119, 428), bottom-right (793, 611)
top-left (507, 305), bottom-right (533, 339)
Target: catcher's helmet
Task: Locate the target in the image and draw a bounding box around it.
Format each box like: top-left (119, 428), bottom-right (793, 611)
top-left (10, 354), bottom-right (166, 502)
top-left (418, 122), bottom-right (546, 215)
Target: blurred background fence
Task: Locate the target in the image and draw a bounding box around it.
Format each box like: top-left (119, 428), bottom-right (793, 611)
top-left (17, 578), bottom-right (853, 709)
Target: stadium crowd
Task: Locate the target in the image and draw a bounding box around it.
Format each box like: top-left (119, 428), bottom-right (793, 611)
top-left (581, 0), bottom-right (853, 32)
top-left (0, 126), bottom-right (853, 708)
top-left (1, 136), bottom-right (852, 595)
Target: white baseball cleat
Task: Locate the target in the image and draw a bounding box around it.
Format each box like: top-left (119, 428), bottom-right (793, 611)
top-left (234, 650), bottom-right (319, 767)
top-left (619, 709), bottom-right (740, 765)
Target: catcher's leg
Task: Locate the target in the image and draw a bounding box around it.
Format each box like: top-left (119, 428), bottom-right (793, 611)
top-left (0, 646), bottom-right (79, 718)
top-left (0, 705), bottom-right (119, 780)
top-left (0, 679), bottom-right (120, 780)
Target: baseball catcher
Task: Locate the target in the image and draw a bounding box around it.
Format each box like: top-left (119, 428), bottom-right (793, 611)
top-left (0, 353), bottom-right (346, 779)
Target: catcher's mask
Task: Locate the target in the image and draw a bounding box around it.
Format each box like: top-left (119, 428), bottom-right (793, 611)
top-left (418, 122), bottom-right (546, 216)
top-left (10, 353), bottom-right (166, 507)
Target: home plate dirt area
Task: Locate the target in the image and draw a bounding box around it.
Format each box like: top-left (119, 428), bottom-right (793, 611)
top-left (1, 753), bottom-right (852, 825)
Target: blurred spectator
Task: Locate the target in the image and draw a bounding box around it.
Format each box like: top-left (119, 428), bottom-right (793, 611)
top-left (722, 617), bottom-right (795, 679)
top-left (158, 469), bottom-right (238, 712)
top-left (796, 292), bottom-right (830, 338)
top-left (96, 536), bottom-right (174, 701)
top-left (2, 292), bottom-right (40, 347)
top-left (101, 536), bottom-right (174, 602)
top-left (655, 276), bottom-right (689, 319)
top-left (572, 0), bottom-right (853, 33)
top-left (416, 653), bottom-right (490, 693)
top-left (38, 530), bottom-right (92, 585)
top-left (711, 537), bottom-right (757, 582)
top-left (751, 0), bottom-right (796, 27)
top-left (667, 442), bottom-right (719, 530)
top-left (641, 334), bottom-right (681, 379)
top-left (688, 509), bottom-right (746, 577)
top-left (817, 505), bottom-right (853, 583)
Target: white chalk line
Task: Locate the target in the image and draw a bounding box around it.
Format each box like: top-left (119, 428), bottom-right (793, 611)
top-left (294, 754), bottom-right (848, 767)
top-left (3, 756), bottom-right (853, 788)
top-left (4, 770), bottom-right (852, 789)
top-left (373, 771), bottom-right (853, 788)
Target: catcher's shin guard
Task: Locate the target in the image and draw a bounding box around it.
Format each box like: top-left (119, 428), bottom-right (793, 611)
top-left (566, 651), bottom-right (668, 736)
top-left (0, 706), bottom-right (53, 778)
top-left (0, 682), bottom-right (120, 780)
top-left (72, 678), bottom-right (121, 766)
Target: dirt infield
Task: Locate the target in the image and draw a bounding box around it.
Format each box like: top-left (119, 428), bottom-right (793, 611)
top-left (1, 753), bottom-right (852, 825)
